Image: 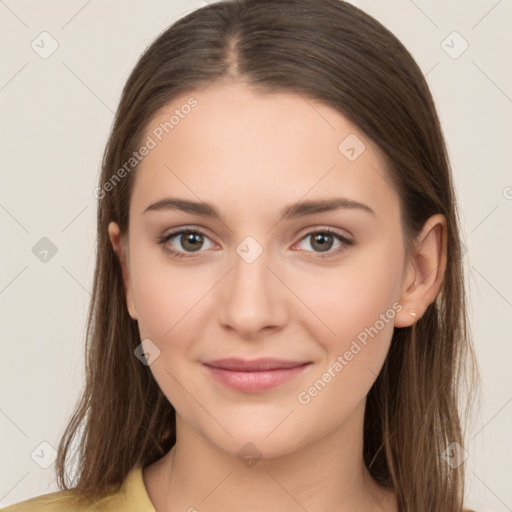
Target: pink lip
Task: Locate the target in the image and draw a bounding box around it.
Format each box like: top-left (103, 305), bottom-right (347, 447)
top-left (203, 358), bottom-right (312, 392)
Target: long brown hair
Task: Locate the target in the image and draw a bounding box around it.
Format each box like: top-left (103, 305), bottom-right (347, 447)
top-left (55, 1), bottom-right (479, 510)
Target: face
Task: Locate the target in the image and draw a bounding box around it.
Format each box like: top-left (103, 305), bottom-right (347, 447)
top-left (110, 81), bottom-right (417, 458)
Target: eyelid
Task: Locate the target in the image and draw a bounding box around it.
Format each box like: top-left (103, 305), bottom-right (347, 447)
top-left (294, 224), bottom-right (353, 242)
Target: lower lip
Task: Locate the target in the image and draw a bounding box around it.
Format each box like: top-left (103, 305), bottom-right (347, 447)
top-left (204, 364), bottom-right (311, 392)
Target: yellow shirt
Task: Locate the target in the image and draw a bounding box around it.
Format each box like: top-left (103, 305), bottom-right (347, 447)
top-left (1, 468), bottom-right (478, 512)
top-left (0, 466), bottom-right (155, 512)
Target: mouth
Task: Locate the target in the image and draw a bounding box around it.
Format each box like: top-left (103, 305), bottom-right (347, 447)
top-left (203, 358), bottom-right (312, 392)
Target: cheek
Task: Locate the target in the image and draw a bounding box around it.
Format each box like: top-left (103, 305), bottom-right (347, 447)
top-left (129, 243), bottom-right (209, 340)
top-left (295, 248), bottom-right (403, 347)
top-left (128, 250), bottom-right (209, 409)
top-left (288, 240), bottom-right (403, 402)
top-left (293, 261), bottom-right (400, 421)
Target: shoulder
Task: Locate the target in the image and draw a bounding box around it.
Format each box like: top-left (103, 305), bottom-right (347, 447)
top-left (0, 488), bottom-right (133, 512)
top-left (0, 489), bottom-right (93, 512)
top-left (0, 466), bottom-right (155, 512)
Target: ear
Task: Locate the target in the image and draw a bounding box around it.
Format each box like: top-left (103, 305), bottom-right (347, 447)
top-left (108, 221), bottom-right (138, 320)
top-left (394, 213), bottom-right (447, 328)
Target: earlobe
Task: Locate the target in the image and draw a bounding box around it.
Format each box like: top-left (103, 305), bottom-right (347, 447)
top-left (107, 221), bottom-right (138, 320)
top-left (394, 214), bottom-right (447, 328)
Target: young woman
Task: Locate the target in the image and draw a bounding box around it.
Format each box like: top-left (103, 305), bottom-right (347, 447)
top-left (2, 0), bottom-right (478, 510)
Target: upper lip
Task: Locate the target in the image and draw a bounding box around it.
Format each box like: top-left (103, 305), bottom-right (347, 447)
top-left (203, 358), bottom-right (311, 371)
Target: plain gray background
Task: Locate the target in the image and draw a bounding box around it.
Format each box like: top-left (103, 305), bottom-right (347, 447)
top-left (1, 0), bottom-right (511, 510)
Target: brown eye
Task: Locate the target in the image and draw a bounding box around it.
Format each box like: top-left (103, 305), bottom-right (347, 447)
top-left (180, 232), bottom-right (204, 252)
top-left (159, 228), bottom-right (215, 258)
top-left (295, 229), bottom-right (353, 258)
top-left (310, 232), bottom-right (335, 252)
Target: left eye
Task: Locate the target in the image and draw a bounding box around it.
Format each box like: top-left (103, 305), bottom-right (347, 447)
top-left (158, 228), bottom-right (353, 259)
top-left (294, 229), bottom-right (353, 257)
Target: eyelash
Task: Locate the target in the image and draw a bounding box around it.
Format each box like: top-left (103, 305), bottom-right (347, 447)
top-left (158, 227), bottom-right (354, 260)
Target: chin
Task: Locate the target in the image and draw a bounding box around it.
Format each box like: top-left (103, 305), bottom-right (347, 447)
top-left (204, 420), bottom-right (309, 463)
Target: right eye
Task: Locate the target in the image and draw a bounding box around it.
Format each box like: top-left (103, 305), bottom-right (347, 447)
top-left (158, 228), bottom-right (216, 258)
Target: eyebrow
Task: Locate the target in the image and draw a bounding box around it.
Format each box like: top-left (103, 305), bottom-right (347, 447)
top-left (143, 196), bottom-right (376, 220)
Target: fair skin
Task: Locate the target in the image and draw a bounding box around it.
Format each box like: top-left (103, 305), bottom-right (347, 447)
top-left (109, 81), bottom-right (446, 512)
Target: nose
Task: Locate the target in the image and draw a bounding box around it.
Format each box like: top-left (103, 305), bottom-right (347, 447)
top-left (216, 244), bottom-right (288, 338)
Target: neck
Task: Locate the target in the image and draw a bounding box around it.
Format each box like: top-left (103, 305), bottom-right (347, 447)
top-left (143, 400), bottom-right (396, 512)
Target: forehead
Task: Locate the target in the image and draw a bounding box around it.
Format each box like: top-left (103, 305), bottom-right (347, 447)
top-left (130, 81), bottom-right (399, 222)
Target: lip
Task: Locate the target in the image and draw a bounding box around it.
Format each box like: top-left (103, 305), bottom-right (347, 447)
top-left (203, 358), bottom-right (312, 392)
